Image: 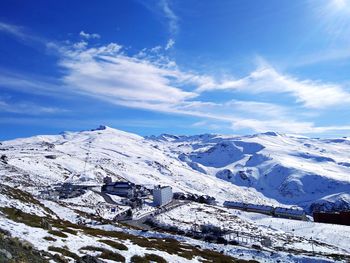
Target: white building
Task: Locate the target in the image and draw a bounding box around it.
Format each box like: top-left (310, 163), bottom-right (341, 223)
top-left (153, 185), bottom-right (173, 206)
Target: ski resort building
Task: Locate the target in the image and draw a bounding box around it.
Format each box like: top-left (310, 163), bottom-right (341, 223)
top-left (102, 181), bottom-right (136, 198)
top-left (223, 201), bottom-right (274, 215)
top-left (39, 183), bottom-right (88, 200)
top-left (223, 201), bottom-right (246, 210)
top-left (313, 211), bottom-right (350, 226)
top-left (274, 207), bottom-right (307, 221)
top-left (224, 201), bottom-right (307, 220)
top-left (246, 204), bottom-right (274, 215)
top-left (153, 185), bottom-right (173, 206)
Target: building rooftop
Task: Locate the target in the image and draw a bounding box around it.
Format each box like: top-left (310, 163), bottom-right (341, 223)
top-left (154, 185), bottom-right (172, 190)
top-left (112, 181), bottom-right (135, 187)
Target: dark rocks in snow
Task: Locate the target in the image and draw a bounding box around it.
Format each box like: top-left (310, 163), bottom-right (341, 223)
top-left (216, 169), bottom-right (255, 187)
top-left (44, 155), bottom-right (57, 160)
top-left (78, 255), bottom-right (104, 263)
top-left (279, 179), bottom-right (304, 198)
top-left (238, 171), bottom-right (249, 180)
top-left (152, 133), bottom-right (181, 141)
top-left (310, 199), bottom-right (350, 213)
top-left (216, 169), bottom-right (234, 180)
top-left (0, 228), bottom-right (11, 237)
top-left (0, 154), bottom-right (8, 163)
top-left (339, 162), bottom-right (350, 168)
top-left (40, 218), bottom-right (52, 230)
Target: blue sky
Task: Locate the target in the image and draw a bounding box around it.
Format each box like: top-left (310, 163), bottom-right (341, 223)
top-left (1, 0), bottom-right (350, 139)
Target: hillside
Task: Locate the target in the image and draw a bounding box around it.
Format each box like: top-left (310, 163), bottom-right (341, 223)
top-left (0, 126), bottom-right (350, 262)
top-left (1, 126), bottom-right (349, 212)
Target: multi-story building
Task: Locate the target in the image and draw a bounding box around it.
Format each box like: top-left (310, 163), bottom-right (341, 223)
top-left (153, 185), bottom-right (173, 206)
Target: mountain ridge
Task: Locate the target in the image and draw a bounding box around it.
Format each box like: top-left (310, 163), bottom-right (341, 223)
top-left (1, 126), bottom-right (350, 213)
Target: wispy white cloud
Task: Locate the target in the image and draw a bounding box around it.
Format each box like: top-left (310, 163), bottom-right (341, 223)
top-left (231, 118), bottom-right (312, 134)
top-left (196, 62), bottom-right (350, 109)
top-left (73, 40), bottom-right (88, 50)
top-left (0, 98), bottom-right (66, 115)
top-left (2, 21), bottom-right (350, 136)
top-left (0, 22), bottom-right (26, 39)
top-left (0, 21), bottom-right (49, 45)
top-left (192, 120), bottom-right (223, 131)
top-left (292, 47), bottom-right (350, 67)
top-left (159, 0), bottom-right (179, 36)
top-left (165, 38), bottom-right (175, 50)
top-left (225, 100), bottom-right (289, 118)
top-left (3, 38), bottom-right (350, 135)
top-left (177, 102), bottom-right (350, 135)
top-left (79, 31), bottom-right (101, 39)
top-left (0, 70), bottom-right (68, 97)
top-left (170, 102), bottom-right (350, 135)
top-left (58, 42), bottom-right (196, 110)
top-left (56, 41), bottom-right (313, 133)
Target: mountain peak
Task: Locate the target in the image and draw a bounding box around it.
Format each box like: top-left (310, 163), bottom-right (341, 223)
top-left (260, 131), bottom-right (281, 137)
top-left (91, 125), bottom-right (110, 131)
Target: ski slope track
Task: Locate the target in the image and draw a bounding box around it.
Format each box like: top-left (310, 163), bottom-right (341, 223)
top-left (1, 126), bottom-right (350, 212)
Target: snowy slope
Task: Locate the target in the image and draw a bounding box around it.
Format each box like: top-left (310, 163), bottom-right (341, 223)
top-left (147, 131), bottom-right (350, 212)
top-left (1, 126), bottom-right (350, 212)
top-left (1, 126), bottom-right (350, 262)
top-left (154, 202), bottom-right (350, 256)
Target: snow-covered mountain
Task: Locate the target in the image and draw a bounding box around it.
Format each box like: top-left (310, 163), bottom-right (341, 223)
top-left (1, 126), bottom-right (350, 262)
top-left (1, 125), bottom-right (350, 213)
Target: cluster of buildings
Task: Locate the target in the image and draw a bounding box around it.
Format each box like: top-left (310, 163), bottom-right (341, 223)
top-left (39, 176), bottom-right (174, 211)
top-left (101, 177), bottom-right (173, 207)
top-left (39, 183), bottom-right (89, 200)
top-left (224, 201), bottom-right (307, 221)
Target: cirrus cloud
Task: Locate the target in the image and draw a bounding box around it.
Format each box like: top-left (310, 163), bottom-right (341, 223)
top-left (1, 20), bottom-right (350, 136)
top-left (58, 42), bottom-right (197, 110)
top-left (196, 63), bottom-right (350, 109)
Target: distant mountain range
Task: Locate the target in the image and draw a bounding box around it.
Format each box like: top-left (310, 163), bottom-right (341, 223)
top-left (1, 125), bottom-right (350, 213)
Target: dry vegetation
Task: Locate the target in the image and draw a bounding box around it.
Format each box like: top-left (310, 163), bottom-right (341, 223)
top-left (0, 184), bottom-right (259, 262)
